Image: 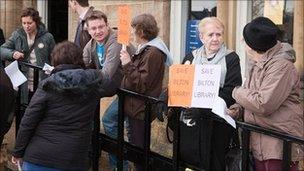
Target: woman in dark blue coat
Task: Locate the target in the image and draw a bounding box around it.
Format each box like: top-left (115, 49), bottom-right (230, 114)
top-left (11, 41), bottom-right (115, 171)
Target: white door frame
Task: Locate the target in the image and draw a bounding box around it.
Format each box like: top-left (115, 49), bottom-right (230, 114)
top-left (235, 0), bottom-right (251, 80)
top-left (37, 0), bottom-right (48, 29)
top-left (169, 1), bottom-right (188, 64)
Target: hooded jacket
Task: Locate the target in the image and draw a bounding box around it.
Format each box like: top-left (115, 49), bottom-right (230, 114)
top-left (121, 37), bottom-right (171, 120)
top-left (12, 64), bottom-right (114, 170)
top-left (0, 24), bottom-right (55, 103)
top-left (0, 24), bottom-right (55, 70)
top-left (233, 42), bottom-right (304, 161)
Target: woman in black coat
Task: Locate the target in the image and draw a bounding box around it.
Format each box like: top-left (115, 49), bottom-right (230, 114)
top-left (178, 17), bottom-right (242, 171)
top-left (0, 66), bottom-right (15, 146)
top-left (11, 41), bottom-right (115, 171)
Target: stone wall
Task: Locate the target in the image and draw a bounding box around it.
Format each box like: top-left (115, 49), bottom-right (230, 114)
top-left (68, 0), bottom-right (170, 47)
top-left (0, 0), bottom-right (36, 38)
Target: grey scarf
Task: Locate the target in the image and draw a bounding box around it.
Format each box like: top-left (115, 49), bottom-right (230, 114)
top-left (136, 37), bottom-right (173, 66)
top-left (191, 44), bottom-right (232, 87)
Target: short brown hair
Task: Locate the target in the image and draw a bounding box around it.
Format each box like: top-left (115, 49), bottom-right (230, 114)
top-left (51, 41), bottom-right (85, 68)
top-left (131, 14), bottom-right (159, 41)
top-left (74, 0), bottom-right (89, 7)
top-left (85, 10), bottom-right (108, 26)
top-left (21, 7), bottom-right (41, 26)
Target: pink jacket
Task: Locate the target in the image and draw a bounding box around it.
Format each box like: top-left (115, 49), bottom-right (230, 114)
top-left (233, 42), bottom-right (304, 161)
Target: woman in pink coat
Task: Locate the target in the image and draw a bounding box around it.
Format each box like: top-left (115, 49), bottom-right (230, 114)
top-left (228, 17), bottom-right (303, 171)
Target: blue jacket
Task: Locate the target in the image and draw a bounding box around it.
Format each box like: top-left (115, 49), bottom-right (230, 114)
top-left (13, 64), bottom-right (115, 170)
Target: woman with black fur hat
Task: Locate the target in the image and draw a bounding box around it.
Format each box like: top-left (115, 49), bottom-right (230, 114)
top-left (228, 17), bottom-right (303, 171)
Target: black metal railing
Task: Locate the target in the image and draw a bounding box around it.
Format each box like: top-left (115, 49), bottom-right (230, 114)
top-left (97, 89), bottom-right (304, 171)
top-left (13, 61), bottom-right (304, 171)
top-left (237, 121), bottom-right (304, 171)
top-left (14, 61), bottom-right (43, 134)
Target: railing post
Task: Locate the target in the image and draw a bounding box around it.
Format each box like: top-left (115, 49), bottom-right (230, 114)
top-left (92, 103), bottom-right (101, 171)
top-left (201, 118), bottom-right (213, 171)
top-left (117, 93), bottom-right (125, 171)
top-left (172, 108), bottom-right (181, 171)
top-left (282, 140), bottom-right (291, 171)
top-left (241, 129), bottom-right (250, 171)
top-left (33, 68), bottom-right (39, 92)
top-left (15, 88), bottom-right (21, 136)
top-left (143, 100), bottom-right (152, 171)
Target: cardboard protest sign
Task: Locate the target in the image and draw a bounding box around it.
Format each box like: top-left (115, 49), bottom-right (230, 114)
top-left (117, 5), bottom-right (131, 45)
top-left (168, 64), bottom-right (195, 107)
top-left (168, 64), bottom-right (221, 109)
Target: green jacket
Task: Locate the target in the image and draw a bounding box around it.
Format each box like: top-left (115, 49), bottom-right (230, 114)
top-left (0, 24), bottom-right (55, 103)
top-left (0, 24), bottom-right (55, 69)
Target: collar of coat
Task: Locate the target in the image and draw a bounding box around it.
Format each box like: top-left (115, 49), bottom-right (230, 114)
top-left (51, 64), bottom-right (82, 75)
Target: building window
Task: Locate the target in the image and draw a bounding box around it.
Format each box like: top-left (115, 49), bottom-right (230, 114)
top-left (251, 0), bottom-right (294, 45)
top-left (190, 0), bottom-right (216, 20)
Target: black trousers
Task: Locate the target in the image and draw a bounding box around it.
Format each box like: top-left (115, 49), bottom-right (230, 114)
top-left (179, 117), bottom-right (236, 171)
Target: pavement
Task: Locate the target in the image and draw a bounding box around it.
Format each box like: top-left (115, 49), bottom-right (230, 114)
top-left (0, 97), bottom-right (173, 171)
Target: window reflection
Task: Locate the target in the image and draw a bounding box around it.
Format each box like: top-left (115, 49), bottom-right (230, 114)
top-left (251, 0), bottom-right (294, 45)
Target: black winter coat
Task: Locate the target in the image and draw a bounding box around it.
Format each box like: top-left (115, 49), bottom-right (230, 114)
top-left (0, 67), bottom-right (15, 144)
top-left (12, 64), bottom-right (114, 170)
top-left (179, 51), bottom-right (242, 170)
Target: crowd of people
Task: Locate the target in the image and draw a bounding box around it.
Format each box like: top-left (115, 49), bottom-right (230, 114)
top-left (0, 0), bottom-right (303, 171)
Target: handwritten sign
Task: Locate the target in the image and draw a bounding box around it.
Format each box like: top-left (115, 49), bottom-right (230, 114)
top-left (263, 0), bottom-right (284, 25)
top-left (168, 64), bottom-right (221, 108)
top-left (168, 65), bottom-right (195, 107)
top-left (118, 5), bottom-right (131, 45)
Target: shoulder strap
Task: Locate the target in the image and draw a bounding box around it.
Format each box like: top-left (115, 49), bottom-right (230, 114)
top-left (26, 37), bottom-right (39, 58)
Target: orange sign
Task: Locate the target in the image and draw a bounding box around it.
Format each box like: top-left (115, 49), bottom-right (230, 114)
top-left (168, 64), bottom-right (222, 108)
top-left (168, 65), bottom-right (195, 107)
top-left (118, 5), bottom-right (131, 45)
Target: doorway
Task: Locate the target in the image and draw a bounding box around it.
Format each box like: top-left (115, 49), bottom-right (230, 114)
top-left (48, 0), bottom-right (68, 43)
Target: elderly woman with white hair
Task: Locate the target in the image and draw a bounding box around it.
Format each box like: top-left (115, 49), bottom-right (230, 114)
top-left (178, 17), bottom-right (242, 170)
